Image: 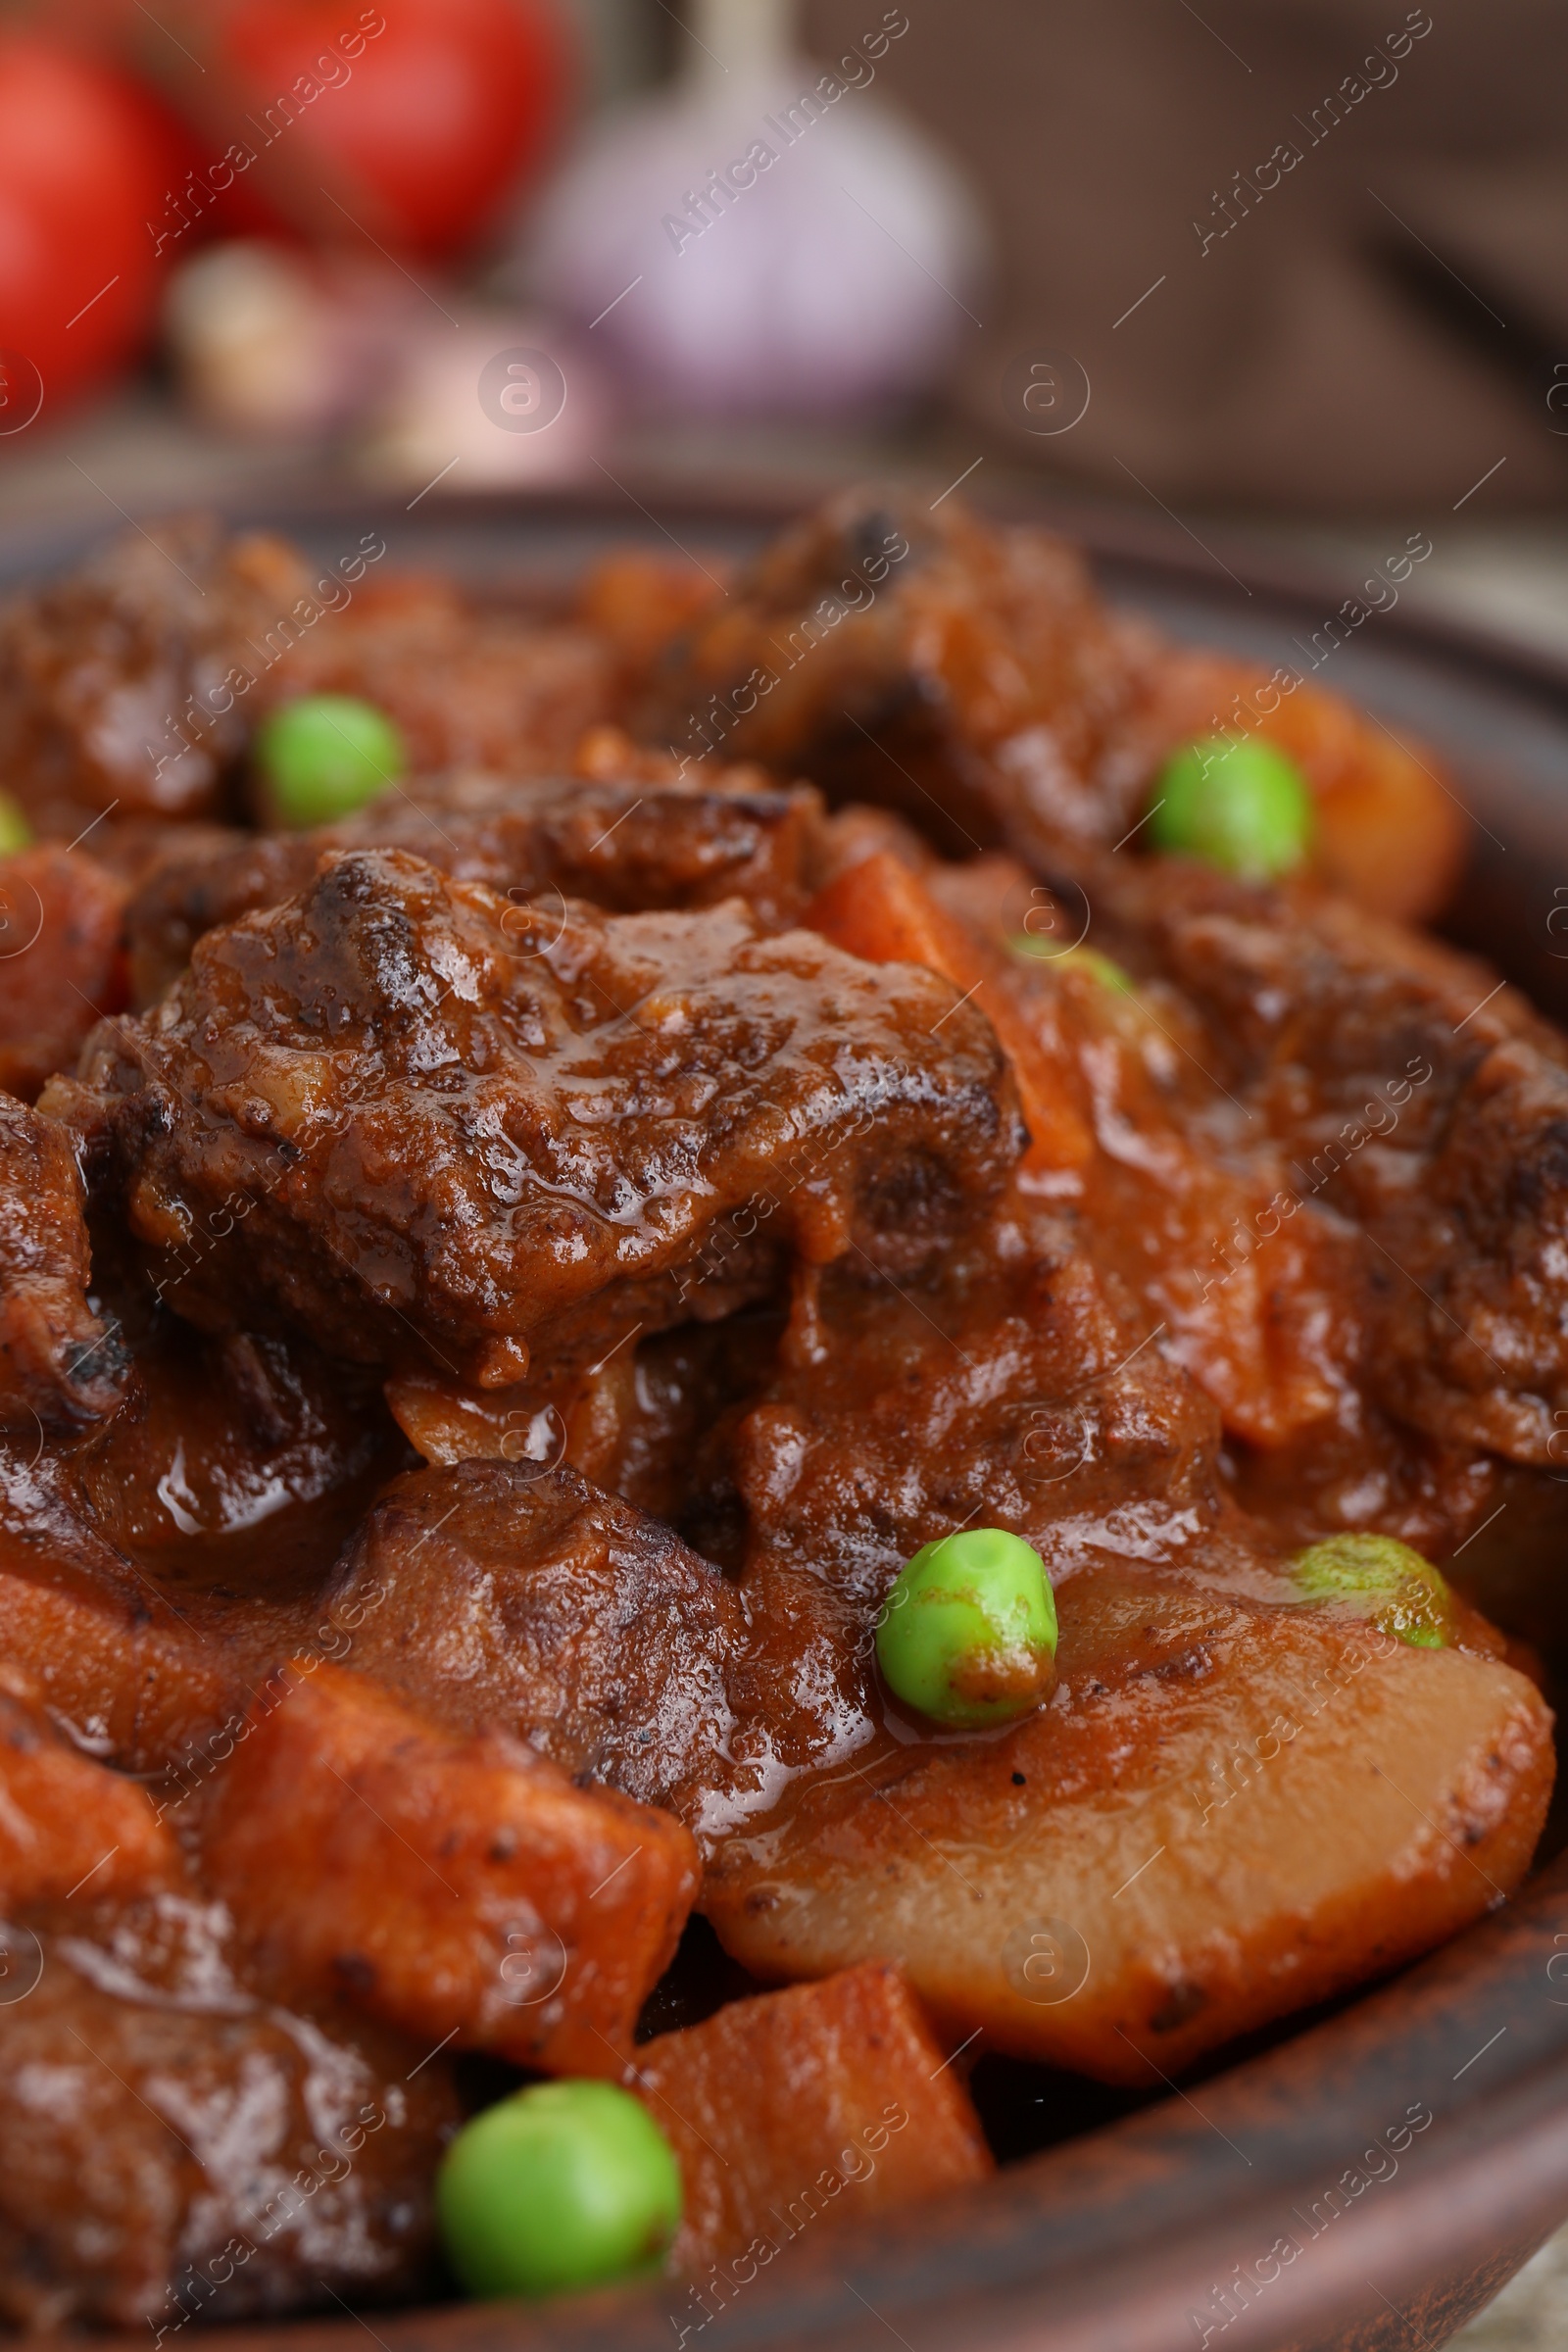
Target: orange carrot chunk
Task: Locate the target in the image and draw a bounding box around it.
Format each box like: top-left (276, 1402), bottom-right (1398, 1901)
top-left (630, 1961), bottom-right (993, 2278)
top-left (203, 1661), bottom-right (700, 2075)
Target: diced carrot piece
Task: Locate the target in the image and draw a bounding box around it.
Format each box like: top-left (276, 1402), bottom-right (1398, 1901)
top-left (630, 1962), bottom-right (992, 2278)
top-left (808, 851), bottom-right (1091, 1170)
top-left (0, 847), bottom-right (127, 1102)
top-left (1139, 651), bottom-right (1467, 925)
top-left (0, 1676), bottom-right (180, 1911)
top-left (203, 1661), bottom-right (699, 2075)
top-left (0, 1555), bottom-right (246, 1780)
top-left (1260, 678), bottom-right (1468, 922)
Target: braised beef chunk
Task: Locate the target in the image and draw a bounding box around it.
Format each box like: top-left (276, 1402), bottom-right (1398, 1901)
top-left (262, 567), bottom-right (616, 786)
top-left (124, 766), bottom-right (825, 1005)
top-left (647, 489), bottom-right (1465, 927)
top-left (0, 1946), bottom-right (457, 2331)
top-left (60, 850), bottom-right (1020, 1386)
top-left (0, 1094), bottom-right (127, 1430)
top-left (0, 1295), bottom-right (404, 1780)
top-left (0, 1681), bottom-right (456, 2331)
top-left (0, 517), bottom-right (318, 832)
top-left (381, 1308), bottom-right (780, 1555)
top-left (1085, 861), bottom-right (1568, 1463)
top-left (124, 831), bottom-right (316, 1008)
top-left (0, 521), bottom-right (619, 842)
top-left (0, 846), bottom-right (128, 1101)
top-left (730, 1236), bottom-right (1223, 1608)
top-left (643, 487), bottom-right (1147, 861)
top-left (328, 1460), bottom-right (745, 1814)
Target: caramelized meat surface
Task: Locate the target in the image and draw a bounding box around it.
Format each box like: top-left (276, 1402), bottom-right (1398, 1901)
top-left (61, 850), bottom-right (1020, 1386)
top-left (0, 522), bottom-right (618, 841)
top-left (265, 569), bottom-right (616, 786)
top-left (0, 518), bottom-right (318, 831)
top-left (327, 1460), bottom-right (746, 1814)
top-left (0, 1940), bottom-right (457, 2331)
top-left (0, 1305), bottom-right (404, 1780)
top-left (729, 1233), bottom-right (1223, 1607)
top-left (0, 491), bottom-right (1562, 2330)
top-left (644, 488), bottom-right (1144, 862)
top-left (0, 1673), bottom-right (459, 2331)
top-left (1088, 859), bottom-right (1568, 1463)
top-left (124, 766), bottom-right (824, 1006)
top-left (0, 846), bottom-right (127, 1101)
top-left (649, 488), bottom-right (1464, 923)
top-left (0, 1093), bottom-right (126, 1431)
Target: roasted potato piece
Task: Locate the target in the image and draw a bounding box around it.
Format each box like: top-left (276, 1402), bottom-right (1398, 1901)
top-left (632, 1963), bottom-right (992, 2278)
top-left (202, 1661), bottom-right (700, 2074)
top-left (704, 1566), bottom-right (1552, 2083)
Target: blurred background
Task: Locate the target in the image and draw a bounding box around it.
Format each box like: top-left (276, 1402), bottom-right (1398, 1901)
top-left (2, 0), bottom-right (1568, 656)
top-left (1, 2), bottom-right (1567, 2338)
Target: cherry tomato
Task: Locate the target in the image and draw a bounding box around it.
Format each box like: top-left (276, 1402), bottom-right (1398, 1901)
top-left (211, 0), bottom-right (574, 260)
top-left (0, 36), bottom-right (185, 416)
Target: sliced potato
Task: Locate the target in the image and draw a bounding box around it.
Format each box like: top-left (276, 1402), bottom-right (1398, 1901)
top-left (704, 1570), bottom-right (1552, 2082)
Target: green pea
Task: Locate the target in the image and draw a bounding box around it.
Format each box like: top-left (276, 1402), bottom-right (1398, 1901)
top-left (1150, 737), bottom-right (1313, 880)
top-left (255, 694), bottom-right (406, 828)
top-left (876, 1527), bottom-right (1057, 1727)
top-left (1289, 1533), bottom-right (1455, 1648)
top-left (1009, 938), bottom-right (1136, 995)
top-left (437, 2079), bottom-right (682, 2301)
top-left (0, 792), bottom-right (33, 855)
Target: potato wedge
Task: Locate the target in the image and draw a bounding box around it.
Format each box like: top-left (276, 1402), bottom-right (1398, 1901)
top-left (704, 1571), bottom-right (1552, 2082)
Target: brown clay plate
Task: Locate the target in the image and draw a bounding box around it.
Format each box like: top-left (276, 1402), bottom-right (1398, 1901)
top-left (8, 480), bottom-right (1568, 2352)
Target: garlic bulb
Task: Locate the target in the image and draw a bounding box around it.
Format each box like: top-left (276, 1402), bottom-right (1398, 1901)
top-left (523, 0), bottom-right (987, 418)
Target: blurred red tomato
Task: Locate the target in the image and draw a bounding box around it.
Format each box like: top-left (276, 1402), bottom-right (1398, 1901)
top-left (0, 36), bottom-right (185, 416)
top-left (214, 0), bottom-right (574, 260)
